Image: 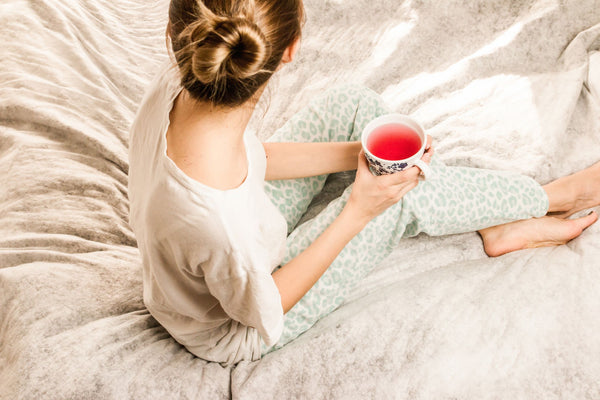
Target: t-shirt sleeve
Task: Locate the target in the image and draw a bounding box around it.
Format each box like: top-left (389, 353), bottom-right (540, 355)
top-left (200, 249), bottom-right (284, 346)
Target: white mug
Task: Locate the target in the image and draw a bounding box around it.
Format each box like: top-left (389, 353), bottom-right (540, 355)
top-left (361, 113), bottom-right (432, 178)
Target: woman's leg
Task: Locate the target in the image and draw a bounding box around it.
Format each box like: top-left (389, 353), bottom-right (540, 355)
top-left (542, 161), bottom-right (600, 217)
top-left (397, 158), bottom-right (550, 237)
top-left (478, 161), bottom-right (600, 256)
top-left (262, 85), bottom-right (599, 354)
top-left (262, 156), bottom-right (553, 354)
top-left (478, 213), bottom-right (597, 257)
top-left (264, 84), bottom-right (389, 232)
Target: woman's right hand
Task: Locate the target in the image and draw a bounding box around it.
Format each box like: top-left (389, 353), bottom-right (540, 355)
top-left (345, 150), bottom-right (425, 225)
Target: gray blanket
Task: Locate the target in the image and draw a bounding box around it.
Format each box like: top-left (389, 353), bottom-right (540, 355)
top-left (1, 0), bottom-right (600, 399)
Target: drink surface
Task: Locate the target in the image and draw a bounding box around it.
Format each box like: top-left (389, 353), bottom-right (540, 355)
top-left (367, 124), bottom-right (422, 160)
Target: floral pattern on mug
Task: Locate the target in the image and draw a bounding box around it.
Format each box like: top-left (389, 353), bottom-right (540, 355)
top-left (365, 152), bottom-right (409, 175)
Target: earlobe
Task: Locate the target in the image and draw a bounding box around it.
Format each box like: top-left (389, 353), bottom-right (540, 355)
top-left (281, 37), bottom-right (301, 64)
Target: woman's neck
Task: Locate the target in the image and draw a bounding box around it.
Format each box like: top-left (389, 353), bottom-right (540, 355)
top-left (166, 90), bottom-right (258, 190)
top-left (171, 90), bottom-right (256, 143)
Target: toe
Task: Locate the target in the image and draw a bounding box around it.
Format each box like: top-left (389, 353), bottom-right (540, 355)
top-left (564, 211), bottom-right (597, 241)
top-left (574, 211), bottom-right (598, 231)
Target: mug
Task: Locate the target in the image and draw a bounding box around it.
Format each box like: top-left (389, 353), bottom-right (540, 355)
top-left (361, 113), bottom-right (432, 178)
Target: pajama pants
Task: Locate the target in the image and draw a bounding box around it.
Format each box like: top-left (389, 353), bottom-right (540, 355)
top-left (260, 85), bottom-right (549, 354)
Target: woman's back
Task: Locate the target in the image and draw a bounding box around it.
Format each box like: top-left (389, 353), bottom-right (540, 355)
top-left (128, 63), bottom-right (287, 365)
top-left (165, 90), bottom-right (251, 191)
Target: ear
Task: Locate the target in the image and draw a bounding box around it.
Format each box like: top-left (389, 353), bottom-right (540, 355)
top-left (281, 37), bottom-right (301, 64)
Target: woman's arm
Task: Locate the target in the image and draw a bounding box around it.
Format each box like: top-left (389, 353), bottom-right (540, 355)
top-left (263, 141), bottom-right (362, 180)
top-left (271, 151), bottom-right (425, 313)
top-left (271, 204), bottom-right (366, 313)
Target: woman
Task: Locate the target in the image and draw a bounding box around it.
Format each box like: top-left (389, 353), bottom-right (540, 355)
top-left (128, 0), bottom-right (599, 365)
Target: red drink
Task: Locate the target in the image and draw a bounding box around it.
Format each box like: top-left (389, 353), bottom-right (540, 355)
top-left (367, 124), bottom-right (422, 160)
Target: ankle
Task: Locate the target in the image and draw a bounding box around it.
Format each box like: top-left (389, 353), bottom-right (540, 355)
top-left (543, 179), bottom-right (574, 214)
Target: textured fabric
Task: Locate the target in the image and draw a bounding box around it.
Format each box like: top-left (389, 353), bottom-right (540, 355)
top-left (2, 0), bottom-right (600, 398)
top-left (128, 62), bottom-right (287, 365)
top-left (262, 85), bottom-right (548, 353)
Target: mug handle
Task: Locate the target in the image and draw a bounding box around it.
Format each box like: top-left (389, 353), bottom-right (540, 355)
top-left (413, 159), bottom-right (432, 179)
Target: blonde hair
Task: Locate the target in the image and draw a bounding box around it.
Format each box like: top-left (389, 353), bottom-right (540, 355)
top-left (168, 0), bottom-right (304, 107)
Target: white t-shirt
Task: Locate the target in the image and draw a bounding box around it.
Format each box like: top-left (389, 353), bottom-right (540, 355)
top-left (128, 62), bottom-right (287, 365)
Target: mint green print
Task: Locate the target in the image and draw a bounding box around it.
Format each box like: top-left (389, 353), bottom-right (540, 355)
top-left (261, 85), bottom-right (549, 355)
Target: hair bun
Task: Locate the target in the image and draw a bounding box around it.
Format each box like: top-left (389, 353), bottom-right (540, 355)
top-left (188, 17), bottom-right (270, 84)
top-left (169, 0), bottom-right (303, 107)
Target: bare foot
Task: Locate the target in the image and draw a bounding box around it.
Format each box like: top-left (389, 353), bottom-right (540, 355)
top-left (544, 161), bottom-right (600, 218)
top-left (478, 212), bottom-right (598, 257)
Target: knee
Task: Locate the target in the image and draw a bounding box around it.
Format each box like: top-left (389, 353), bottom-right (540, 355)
top-left (326, 84), bottom-right (379, 105)
top-left (320, 84), bottom-right (389, 125)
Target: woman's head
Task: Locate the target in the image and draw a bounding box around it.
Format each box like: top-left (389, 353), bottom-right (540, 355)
top-left (168, 0), bottom-right (304, 108)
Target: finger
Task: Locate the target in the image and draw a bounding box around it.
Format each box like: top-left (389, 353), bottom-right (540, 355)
top-left (356, 150), bottom-right (371, 174)
top-left (396, 179), bottom-right (420, 198)
top-left (421, 148), bottom-right (433, 163)
top-left (425, 135), bottom-right (433, 150)
top-left (421, 143), bottom-right (434, 163)
top-left (381, 165), bottom-right (421, 185)
top-left (404, 166), bottom-right (422, 182)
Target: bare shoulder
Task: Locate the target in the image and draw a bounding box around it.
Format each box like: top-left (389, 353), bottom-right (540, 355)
top-left (166, 126), bottom-right (248, 191)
